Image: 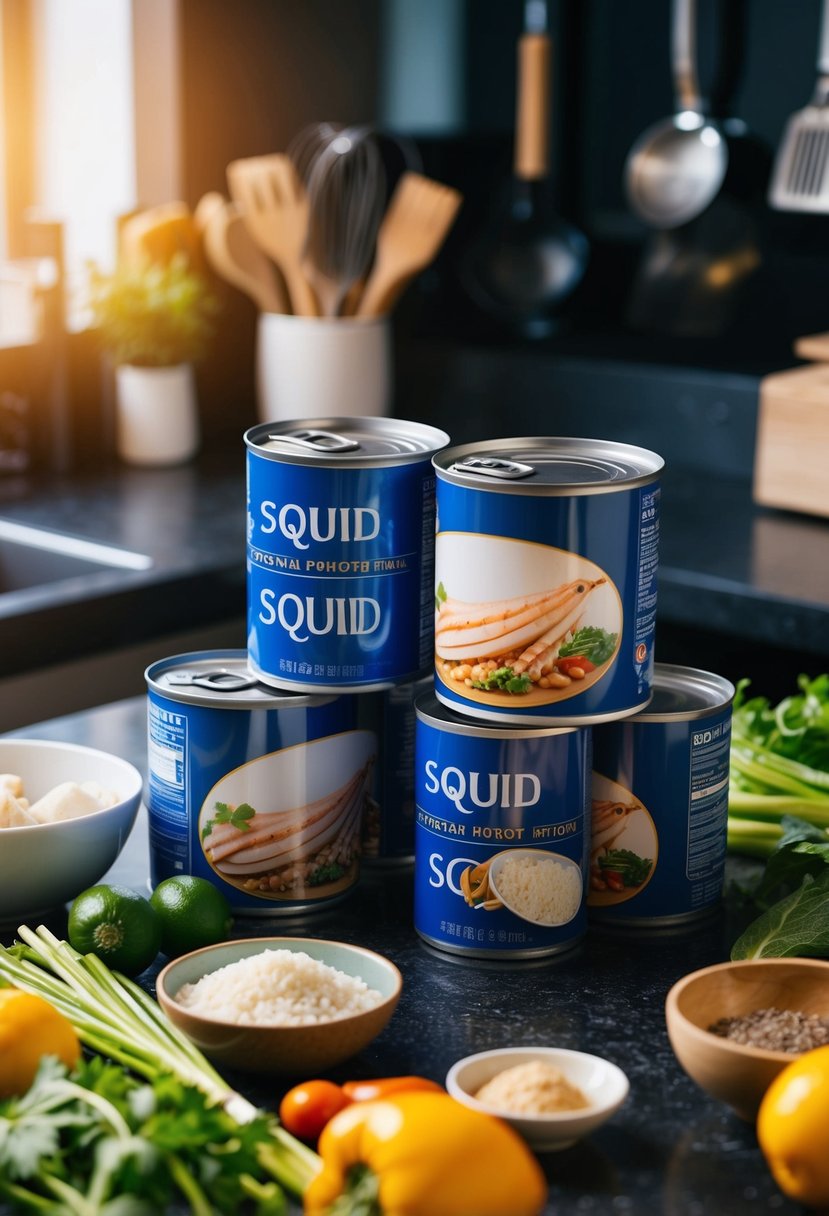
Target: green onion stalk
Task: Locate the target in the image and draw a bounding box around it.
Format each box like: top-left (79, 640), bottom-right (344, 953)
top-left (0, 925), bottom-right (320, 1199)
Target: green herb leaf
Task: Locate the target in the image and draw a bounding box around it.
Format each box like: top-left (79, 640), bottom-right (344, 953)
top-left (471, 666), bottom-right (532, 695)
top-left (0, 1057), bottom-right (285, 1214)
top-left (752, 815), bottom-right (829, 905)
top-left (203, 801), bottom-right (256, 839)
top-left (731, 868), bottom-right (829, 959)
top-left (558, 626), bottom-right (618, 665)
top-left (597, 849), bottom-right (653, 886)
top-left (435, 582), bottom-right (447, 611)
top-left (309, 863), bottom-right (345, 887)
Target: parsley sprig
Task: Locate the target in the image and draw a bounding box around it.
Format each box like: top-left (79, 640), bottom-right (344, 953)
top-left (202, 801), bottom-right (256, 840)
top-left (0, 1056), bottom-right (285, 1214)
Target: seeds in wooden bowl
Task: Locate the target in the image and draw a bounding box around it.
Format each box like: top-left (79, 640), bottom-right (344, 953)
top-left (707, 1007), bottom-right (829, 1053)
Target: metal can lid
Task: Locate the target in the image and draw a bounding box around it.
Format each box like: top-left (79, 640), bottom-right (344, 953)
top-left (414, 690), bottom-right (581, 738)
top-left (635, 664), bottom-right (735, 722)
top-left (433, 437), bottom-right (664, 496)
top-left (145, 650), bottom-right (337, 709)
top-left (245, 417), bottom-right (450, 468)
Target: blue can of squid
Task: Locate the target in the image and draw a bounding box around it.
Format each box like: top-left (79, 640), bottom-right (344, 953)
top-left (145, 650), bottom-right (372, 915)
top-left (414, 692), bottom-right (591, 959)
top-left (589, 664), bottom-right (735, 925)
top-left (245, 417), bottom-right (450, 694)
top-left (432, 437), bottom-right (663, 726)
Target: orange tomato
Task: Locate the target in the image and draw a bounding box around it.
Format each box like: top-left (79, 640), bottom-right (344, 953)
top-left (279, 1079), bottom-right (352, 1142)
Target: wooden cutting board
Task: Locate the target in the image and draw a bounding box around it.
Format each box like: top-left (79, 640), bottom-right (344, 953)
top-left (754, 336), bottom-right (829, 518)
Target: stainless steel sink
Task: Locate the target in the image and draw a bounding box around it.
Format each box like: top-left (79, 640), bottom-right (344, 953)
top-left (0, 519), bottom-right (153, 594)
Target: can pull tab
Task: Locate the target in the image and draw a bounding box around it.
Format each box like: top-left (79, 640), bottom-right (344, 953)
top-left (270, 429), bottom-right (361, 454)
top-left (167, 670), bottom-right (260, 692)
top-left (452, 456), bottom-right (536, 480)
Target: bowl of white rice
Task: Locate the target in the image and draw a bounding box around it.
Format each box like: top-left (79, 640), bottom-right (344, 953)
top-left (156, 937), bottom-right (402, 1074)
top-left (488, 848), bottom-right (583, 927)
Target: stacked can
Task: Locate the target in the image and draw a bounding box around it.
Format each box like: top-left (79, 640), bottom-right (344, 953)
top-left (415, 437), bottom-right (738, 954)
top-left (144, 417), bottom-right (449, 914)
top-left (415, 437), bottom-right (671, 959)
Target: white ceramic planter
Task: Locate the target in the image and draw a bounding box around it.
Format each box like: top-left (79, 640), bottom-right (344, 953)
top-left (115, 363), bottom-right (199, 466)
top-left (256, 313), bottom-right (392, 422)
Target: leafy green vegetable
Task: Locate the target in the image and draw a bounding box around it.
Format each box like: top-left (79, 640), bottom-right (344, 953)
top-left (597, 849), bottom-right (653, 887)
top-left (471, 666), bottom-right (532, 695)
top-left (0, 1056), bottom-right (284, 1215)
top-left (728, 675), bottom-right (829, 858)
top-left (558, 627), bottom-right (618, 665)
top-left (0, 926), bottom-right (320, 1201)
top-left (202, 801), bottom-right (256, 839)
top-left (731, 868), bottom-right (829, 960)
top-left (435, 582), bottom-right (447, 612)
top-left (750, 815), bottom-right (829, 906)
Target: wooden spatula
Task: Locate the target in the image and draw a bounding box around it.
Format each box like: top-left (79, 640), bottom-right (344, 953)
top-left (203, 197), bottom-right (288, 313)
top-left (356, 172), bottom-right (462, 317)
top-left (227, 154), bottom-right (319, 316)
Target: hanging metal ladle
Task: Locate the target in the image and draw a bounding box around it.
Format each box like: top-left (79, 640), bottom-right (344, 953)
top-left (625, 0), bottom-right (728, 228)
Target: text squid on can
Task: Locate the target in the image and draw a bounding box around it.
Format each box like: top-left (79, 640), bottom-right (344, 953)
top-left (246, 417), bottom-right (449, 694)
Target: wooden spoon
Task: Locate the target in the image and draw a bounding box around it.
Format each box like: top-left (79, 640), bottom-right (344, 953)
top-left (356, 172), bottom-right (462, 317)
top-left (203, 198), bottom-right (287, 313)
top-left (227, 154), bottom-right (319, 317)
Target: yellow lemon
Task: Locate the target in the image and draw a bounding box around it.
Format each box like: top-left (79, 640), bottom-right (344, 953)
top-left (0, 988), bottom-right (80, 1098)
top-left (757, 1044), bottom-right (829, 1207)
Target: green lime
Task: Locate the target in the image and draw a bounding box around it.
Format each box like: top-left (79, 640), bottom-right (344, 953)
top-left (149, 875), bottom-right (233, 958)
top-left (68, 884), bottom-right (162, 977)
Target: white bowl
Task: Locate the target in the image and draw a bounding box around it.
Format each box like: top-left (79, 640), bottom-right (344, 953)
top-left (488, 848), bottom-right (583, 926)
top-left (446, 1046), bottom-right (629, 1152)
top-left (0, 738), bottom-right (143, 925)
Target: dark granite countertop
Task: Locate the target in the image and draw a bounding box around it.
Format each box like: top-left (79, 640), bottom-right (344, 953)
top-left (0, 697), bottom-right (800, 1216)
top-left (1, 436), bottom-right (828, 684)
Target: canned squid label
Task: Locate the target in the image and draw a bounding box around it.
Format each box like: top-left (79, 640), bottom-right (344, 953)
top-left (433, 440), bottom-right (662, 725)
top-left (435, 542), bottom-right (622, 712)
top-left (414, 704), bottom-right (590, 957)
top-left (588, 666), bottom-right (734, 923)
top-left (146, 660), bottom-right (373, 913)
top-left (247, 451), bottom-right (437, 690)
top-left (198, 730), bottom-right (376, 901)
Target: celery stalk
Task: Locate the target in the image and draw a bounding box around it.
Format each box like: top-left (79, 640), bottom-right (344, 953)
top-left (0, 926), bottom-right (320, 1198)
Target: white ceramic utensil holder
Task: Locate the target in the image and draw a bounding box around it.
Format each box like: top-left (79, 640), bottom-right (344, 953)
top-left (256, 313), bottom-right (392, 422)
top-left (115, 363), bottom-right (199, 467)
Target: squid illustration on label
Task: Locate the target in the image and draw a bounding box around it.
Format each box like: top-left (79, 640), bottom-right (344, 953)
top-left (587, 774), bottom-right (657, 906)
top-left (434, 536), bottom-right (622, 709)
top-left (199, 730), bottom-right (376, 902)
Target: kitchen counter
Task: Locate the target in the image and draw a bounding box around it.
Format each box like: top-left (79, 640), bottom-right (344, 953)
top-left (0, 451), bottom-right (247, 678)
top-left (1, 696), bottom-right (799, 1216)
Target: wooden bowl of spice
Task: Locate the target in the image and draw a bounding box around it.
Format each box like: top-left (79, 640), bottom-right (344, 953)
top-left (666, 958), bottom-right (829, 1121)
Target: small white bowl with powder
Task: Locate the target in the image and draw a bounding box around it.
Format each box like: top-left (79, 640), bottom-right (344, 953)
top-left (446, 1046), bottom-right (629, 1152)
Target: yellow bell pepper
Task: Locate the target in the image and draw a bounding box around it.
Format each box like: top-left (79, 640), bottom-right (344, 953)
top-left (0, 987), bottom-right (80, 1098)
top-left (303, 1091), bottom-right (547, 1216)
top-left (757, 1044), bottom-right (829, 1207)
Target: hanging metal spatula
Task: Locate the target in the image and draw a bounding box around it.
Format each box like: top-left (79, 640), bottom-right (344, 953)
top-left (769, 0), bottom-right (829, 212)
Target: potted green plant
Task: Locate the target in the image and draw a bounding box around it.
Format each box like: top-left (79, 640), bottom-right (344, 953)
top-left (88, 254), bottom-right (217, 466)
